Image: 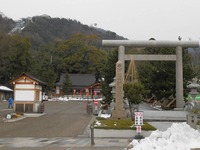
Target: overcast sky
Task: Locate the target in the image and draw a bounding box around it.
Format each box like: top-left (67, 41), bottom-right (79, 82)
top-left (0, 0), bottom-right (200, 41)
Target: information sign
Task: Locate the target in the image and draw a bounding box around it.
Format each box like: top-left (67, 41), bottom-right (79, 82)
top-left (135, 111), bottom-right (143, 126)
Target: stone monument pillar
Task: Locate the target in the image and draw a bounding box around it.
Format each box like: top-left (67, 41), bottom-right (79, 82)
top-left (111, 60), bottom-right (127, 119)
top-left (118, 46), bottom-right (125, 82)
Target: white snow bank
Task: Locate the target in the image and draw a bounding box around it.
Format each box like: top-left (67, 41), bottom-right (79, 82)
top-left (100, 114), bottom-right (111, 118)
top-left (130, 122), bottom-right (200, 150)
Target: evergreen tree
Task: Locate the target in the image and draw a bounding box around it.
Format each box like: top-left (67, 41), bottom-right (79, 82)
top-left (0, 33), bottom-right (11, 85)
top-left (0, 34), bottom-right (32, 85)
top-left (29, 44), bottom-right (56, 94)
top-left (138, 46), bottom-right (194, 100)
top-left (123, 82), bottom-right (145, 120)
top-left (101, 49), bottom-right (118, 103)
top-left (8, 34), bottom-right (32, 78)
top-left (53, 34), bottom-right (106, 74)
top-left (62, 73), bottom-right (72, 95)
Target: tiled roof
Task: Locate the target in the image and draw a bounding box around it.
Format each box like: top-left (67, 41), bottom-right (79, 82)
top-left (56, 73), bottom-right (96, 89)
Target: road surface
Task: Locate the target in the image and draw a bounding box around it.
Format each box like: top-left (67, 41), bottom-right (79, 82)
top-left (0, 101), bottom-right (92, 137)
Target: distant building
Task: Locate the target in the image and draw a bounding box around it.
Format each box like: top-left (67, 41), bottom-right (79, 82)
top-left (0, 86), bottom-right (13, 101)
top-left (55, 73), bottom-right (102, 97)
top-left (10, 73), bottom-right (46, 113)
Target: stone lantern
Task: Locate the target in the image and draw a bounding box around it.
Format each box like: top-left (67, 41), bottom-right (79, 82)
top-left (109, 77), bottom-right (116, 99)
top-left (186, 79), bottom-right (200, 129)
top-left (187, 79), bottom-right (200, 103)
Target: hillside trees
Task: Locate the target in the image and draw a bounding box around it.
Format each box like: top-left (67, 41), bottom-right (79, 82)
top-left (0, 33), bottom-right (11, 85)
top-left (0, 29), bottom-right (194, 100)
top-left (21, 16), bottom-right (125, 49)
top-left (0, 33), bottom-right (32, 86)
top-left (0, 33), bottom-right (107, 94)
top-left (29, 45), bottom-right (57, 93)
top-left (0, 14), bottom-right (125, 94)
top-left (52, 34), bottom-right (107, 74)
top-left (9, 34), bottom-right (32, 76)
top-left (0, 15), bottom-right (15, 34)
top-left (28, 34), bottom-right (107, 93)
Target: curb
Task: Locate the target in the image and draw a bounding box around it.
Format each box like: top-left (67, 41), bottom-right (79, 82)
top-left (3, 113), bottom-right (46, 123)
top-left (3, 116), bottom-right (26, 122)
top-left (93, 128), bottom-right (152, 138)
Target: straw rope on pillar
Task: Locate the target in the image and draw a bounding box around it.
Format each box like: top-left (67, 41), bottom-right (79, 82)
top-left (125, 56), bottom-right (139, 84)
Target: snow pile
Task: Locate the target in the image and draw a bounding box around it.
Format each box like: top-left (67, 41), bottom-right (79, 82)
top-left (94, 121), bottom-right (101, 127)
top-left (57, 97), bottom-right (69, 101)
top-left (130, 122), bottom-right (200, 150)
top-left (49, 96), bottom-right (103, 101)
top-left (100, 114), bottom-right (111, 118)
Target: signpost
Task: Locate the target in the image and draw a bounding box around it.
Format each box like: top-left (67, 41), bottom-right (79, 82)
top-left (134, 111), bottom-right (144, 139)
top-left (94, 99), bottom-right (98, 106)
top-left (94, 99), bottom-right (98, 114)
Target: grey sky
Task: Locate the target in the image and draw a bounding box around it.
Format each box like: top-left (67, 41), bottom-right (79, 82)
top-left (0, 0), bottom-right (200, 41)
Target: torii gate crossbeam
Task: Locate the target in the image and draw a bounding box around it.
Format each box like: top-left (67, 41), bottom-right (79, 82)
top-left (102, 40), bottom-right (199, 110)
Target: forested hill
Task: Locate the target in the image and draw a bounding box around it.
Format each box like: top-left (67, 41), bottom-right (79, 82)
top-left (0, 14), bottom-right (15, 33)
top-left (0, 13), bottom-right (126, 48)
top-left (0, 12), bottom-right (127, 90)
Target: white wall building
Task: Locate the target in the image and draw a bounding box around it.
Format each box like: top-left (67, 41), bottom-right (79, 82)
top-left (10, 73), bottom-right (46, 113)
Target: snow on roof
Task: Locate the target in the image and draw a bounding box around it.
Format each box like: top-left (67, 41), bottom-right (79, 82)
top-left (187, 82), bottom-right (200, 88)
top-left (0, 86), bottom-right (13, 92)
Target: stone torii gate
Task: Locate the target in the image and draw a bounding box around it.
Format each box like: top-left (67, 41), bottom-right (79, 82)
top-left (103, 40), bottom-right (199, 113)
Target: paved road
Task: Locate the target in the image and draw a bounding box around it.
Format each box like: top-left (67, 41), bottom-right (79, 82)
top-left (0, 101), bottom-right (128, 149)
top-left (0, 101), bottom-right (92, 137)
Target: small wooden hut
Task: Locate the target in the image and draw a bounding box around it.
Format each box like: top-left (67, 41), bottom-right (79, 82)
top-left (10, 73), bottom-right (46, 113)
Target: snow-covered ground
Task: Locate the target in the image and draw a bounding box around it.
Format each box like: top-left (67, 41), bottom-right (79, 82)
top-left (99, 113), bottom-right (200, 150)
top-left (48, 96), bottom-right (103, 101)
top-left (129, 122), bottom-right (200, 150)
top-left (100, 113), bottom-right (111, 118)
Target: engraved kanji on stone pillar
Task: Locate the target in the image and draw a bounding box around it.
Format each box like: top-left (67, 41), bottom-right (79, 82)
top-left (111, 60), bottom-right (127, 119)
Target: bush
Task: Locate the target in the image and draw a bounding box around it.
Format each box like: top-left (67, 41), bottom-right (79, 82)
top-left (197, 120), bottom-right (200, 125)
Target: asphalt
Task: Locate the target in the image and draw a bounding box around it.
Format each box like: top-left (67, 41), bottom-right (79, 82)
top-left (0, 101), bottom-right (190, 150)
top-left (0, 101), bottom-right (130, 150)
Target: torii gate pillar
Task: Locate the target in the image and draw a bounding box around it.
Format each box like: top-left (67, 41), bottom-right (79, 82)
top-left (176, 46), bottom-right (184, 109)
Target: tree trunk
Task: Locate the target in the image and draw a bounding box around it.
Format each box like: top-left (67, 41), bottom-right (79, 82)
top-left (128, 100), bottom-right (133, 120)
top-left (134, 104), bottom-right (139, 111)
